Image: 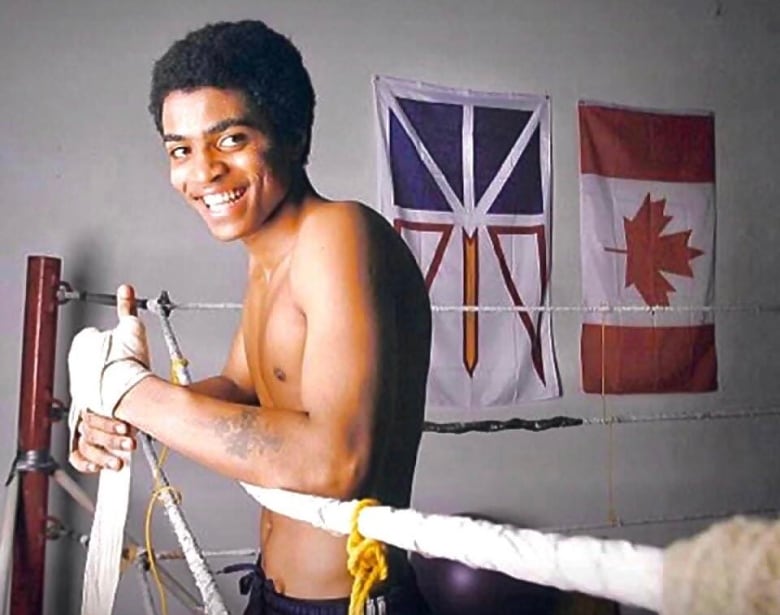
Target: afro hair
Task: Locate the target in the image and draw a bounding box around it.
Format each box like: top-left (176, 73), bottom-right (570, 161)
top-left (149, 20), bottom-right (316, 164)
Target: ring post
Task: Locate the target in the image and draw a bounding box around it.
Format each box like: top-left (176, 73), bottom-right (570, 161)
top-left (12, 256), bottom-right (61, 615)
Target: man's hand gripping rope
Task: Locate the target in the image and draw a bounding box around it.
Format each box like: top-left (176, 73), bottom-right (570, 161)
top-left (68, 285), bottom-right (153, 473)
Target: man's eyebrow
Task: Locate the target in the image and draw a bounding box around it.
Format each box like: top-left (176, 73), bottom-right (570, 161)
top-left (162, 116), bottom-right (256, 143)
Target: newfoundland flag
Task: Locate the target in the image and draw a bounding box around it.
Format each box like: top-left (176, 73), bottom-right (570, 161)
top-left (579, 101), bottom-right (718, 394)
top-left (375, 76), bottom-right (560, 413)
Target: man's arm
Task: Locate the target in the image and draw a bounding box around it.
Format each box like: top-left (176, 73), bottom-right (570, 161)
top-left (70, 295), bottom-right (258, 474)
top-left (115, 204), bottom-right (385, 498)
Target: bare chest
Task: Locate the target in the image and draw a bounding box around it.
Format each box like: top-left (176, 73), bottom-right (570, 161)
top-left (242, 274), bottom-right (306, 408)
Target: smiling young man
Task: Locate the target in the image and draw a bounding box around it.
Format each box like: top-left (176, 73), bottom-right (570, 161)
top-left (68, 20), bottom-right (432, 614)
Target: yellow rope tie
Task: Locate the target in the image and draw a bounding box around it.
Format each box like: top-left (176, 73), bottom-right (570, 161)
top-left (346, 499), bottom-right (388, 615)
top-left (145, 485), bottom-right (183, 615)
top-left (169, 357), bottom-right (189, 385)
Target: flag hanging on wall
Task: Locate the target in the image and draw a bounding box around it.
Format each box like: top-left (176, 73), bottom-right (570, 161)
top-left (375, 76), bottom-right (560, 413)
top-left (578, 101), bottom-right (718, 394)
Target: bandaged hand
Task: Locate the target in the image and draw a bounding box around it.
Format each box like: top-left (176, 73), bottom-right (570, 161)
top-left (68, 285), bottom-right (152, 472)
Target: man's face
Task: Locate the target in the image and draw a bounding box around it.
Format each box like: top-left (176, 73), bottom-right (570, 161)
top-left (161, 87), bottom-right (291, 243)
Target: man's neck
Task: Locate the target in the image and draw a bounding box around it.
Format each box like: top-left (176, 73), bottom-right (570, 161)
top-left (243, 171), bottom-right (322, 279)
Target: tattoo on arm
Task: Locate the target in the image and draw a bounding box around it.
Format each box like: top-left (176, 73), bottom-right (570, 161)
top-left (212, 408), bottom-right (282, 459)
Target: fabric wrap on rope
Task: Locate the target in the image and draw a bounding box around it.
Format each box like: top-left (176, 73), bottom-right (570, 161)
top-left (662, 516), bottom-right (780, 615)
top-left (239, 483), bottom-right (664, 611)
top-left (147, 301), bottom-right (230, 615)
top-left (68, 316), bottom-right (152, 615)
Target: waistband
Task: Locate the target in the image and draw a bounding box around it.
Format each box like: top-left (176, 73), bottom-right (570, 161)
top-left (231, 556), bottom-right (428, 615)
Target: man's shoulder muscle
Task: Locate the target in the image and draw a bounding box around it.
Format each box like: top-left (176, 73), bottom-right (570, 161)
top-left (290, 201), bottom-right (375, 288)
top-left (298, 200), bottom-right (372, 237)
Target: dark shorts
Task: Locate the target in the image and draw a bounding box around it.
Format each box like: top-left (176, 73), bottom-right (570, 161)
top-left (237, 557), bottom-right (431, 615)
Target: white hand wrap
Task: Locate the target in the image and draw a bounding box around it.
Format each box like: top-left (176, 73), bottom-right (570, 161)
top-left (67, 315), bottom-right (152, 615)
top-left (67, 315), bottom-right (152, 451)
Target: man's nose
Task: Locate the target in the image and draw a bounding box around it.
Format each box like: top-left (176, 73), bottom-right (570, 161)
top-left (190, 149), bottom-right (227, 184)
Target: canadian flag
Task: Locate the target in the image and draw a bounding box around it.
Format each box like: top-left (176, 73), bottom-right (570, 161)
top-left (579, 101), bottom-right (718, 393)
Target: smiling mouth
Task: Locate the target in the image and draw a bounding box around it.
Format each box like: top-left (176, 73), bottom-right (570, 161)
top-left (201, 187), bottom-right (247, 214)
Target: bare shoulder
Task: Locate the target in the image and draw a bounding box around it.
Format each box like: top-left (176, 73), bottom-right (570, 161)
top-left (292, 201), bottom-right (381, 268)
top-left (289, 200), bottom-right (422, 308)
top-left (298, 200), bottom-right (376, 239)
top-left (287, 201), bottom-right (370, 295)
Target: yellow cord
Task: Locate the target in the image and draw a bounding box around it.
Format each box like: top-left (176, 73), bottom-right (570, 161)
top-left (142, 355), bottom-right (188, 615)
top-left (346, 499), bottom-right (388, 615)
top-left (144, 484), bottom-right (182, 615)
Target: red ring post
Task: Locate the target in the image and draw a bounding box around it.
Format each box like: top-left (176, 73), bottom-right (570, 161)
top-left (12, 256), bottom-right (61, 615)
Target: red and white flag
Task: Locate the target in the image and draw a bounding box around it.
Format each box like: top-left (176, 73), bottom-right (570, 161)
top-left (579, 101), bottom-right (717, 393)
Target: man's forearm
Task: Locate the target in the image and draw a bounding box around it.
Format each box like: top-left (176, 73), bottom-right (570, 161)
top-left (114, 376), bottom-right (361, 497)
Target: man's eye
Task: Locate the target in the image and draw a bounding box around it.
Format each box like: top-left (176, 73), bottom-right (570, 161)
top-left (218, 133), bottom-right (247, 149)
top-left (168, 146), bottom-right (189, 160)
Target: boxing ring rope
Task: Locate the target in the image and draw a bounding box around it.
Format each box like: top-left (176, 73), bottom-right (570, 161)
top-left (20, 459), bottom-right (780, 615)
top-left (136, 434), bottom-right (229, 614)
top-left (8, 255), bottom-right (780, 615)
top-left (56, 288), bottom-right (780, 314)
top-left (246, 489), bottom-right (666, 609)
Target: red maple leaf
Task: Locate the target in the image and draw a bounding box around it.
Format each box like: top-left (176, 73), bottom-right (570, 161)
top-left (605, 194), bottom-right (703, 306)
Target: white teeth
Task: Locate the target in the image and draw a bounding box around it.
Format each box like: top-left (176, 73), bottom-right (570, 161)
top-left (202, 188), bottom-right (245, 208)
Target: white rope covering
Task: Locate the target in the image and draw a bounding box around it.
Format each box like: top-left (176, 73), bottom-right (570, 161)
top-left (155, 547), bottom-right (258, 561)
top-left (0, 473), bottom-right (20, 615)
top-left (146, 305), bottom-right (229, 615)
top-left (240, 484), bottom-right (663, 611)
top-left (138, 434), bottom-right (228, 615)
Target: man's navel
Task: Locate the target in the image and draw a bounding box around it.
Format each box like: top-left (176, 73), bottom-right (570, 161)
top-left (273, 367), bottom-right (287, 382)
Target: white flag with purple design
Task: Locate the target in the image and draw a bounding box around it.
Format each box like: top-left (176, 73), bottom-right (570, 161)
top-left (374, 76), bottom-right (560, 414)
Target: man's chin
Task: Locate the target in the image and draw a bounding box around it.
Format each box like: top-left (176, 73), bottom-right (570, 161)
top-left (205, 224), bottom-right (242, 243)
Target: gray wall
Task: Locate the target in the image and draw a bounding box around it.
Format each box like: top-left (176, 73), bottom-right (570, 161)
top-left (2, 1), bottom-right (779, 613)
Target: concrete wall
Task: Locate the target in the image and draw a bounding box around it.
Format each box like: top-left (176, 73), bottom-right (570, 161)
top-left (1, 1), bottom-right (778, 613)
